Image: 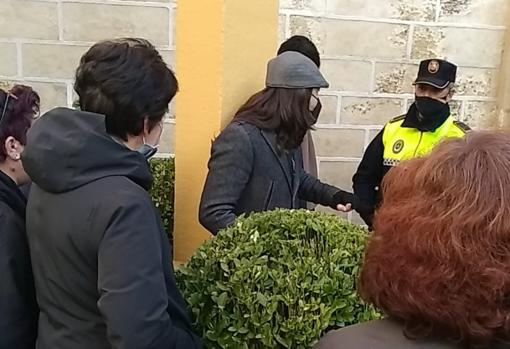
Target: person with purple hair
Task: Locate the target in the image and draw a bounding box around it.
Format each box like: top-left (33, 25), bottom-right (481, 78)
top-left (0, 85), bottom-right (40, 349)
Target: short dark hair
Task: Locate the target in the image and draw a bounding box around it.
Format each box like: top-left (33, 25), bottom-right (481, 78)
top-left (0, 85), bottom-right (40, 162)
top-left (234, 87), bottom-right (314, 151)
top-left (74, 38), bottom-right (177, 140)
top-left (278, 35), bottom-right (320, 68)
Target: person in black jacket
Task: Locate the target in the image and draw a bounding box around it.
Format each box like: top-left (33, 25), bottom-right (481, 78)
top-left (199, 52), bottom-right (364, 235)
top-left (0, 85), bottom-right (40, 349)
top-left (22, 38), bottom-right (202, 349)
top-left (352, 59), bottom-right (469, 228)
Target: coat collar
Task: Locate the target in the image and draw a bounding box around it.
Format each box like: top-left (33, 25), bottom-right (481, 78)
top-left (402, 103), bottom-right (451, 132)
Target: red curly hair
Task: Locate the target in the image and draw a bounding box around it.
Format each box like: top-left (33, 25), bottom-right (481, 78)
top-left (359, 132), bottom-right (510, 347)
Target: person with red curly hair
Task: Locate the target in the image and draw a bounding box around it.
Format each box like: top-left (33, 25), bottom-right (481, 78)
top-left (315, 131), bottom-right (510, 349)
top-left (0, 85), bottom-right (40, 349)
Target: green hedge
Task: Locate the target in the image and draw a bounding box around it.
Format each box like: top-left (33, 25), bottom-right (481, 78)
top-left (149, 157), bottom-right (175, 237)
top-left (176, 209), bottom-right (380, 349)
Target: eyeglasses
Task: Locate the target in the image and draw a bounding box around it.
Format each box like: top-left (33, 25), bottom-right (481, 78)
top-left (0, 93), bottom-right (10, 127)
top-left (0, 92), bottom-right (18, 129)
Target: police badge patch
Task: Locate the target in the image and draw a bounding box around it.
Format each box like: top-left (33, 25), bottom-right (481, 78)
top-left (428, 60), bottom-right (440, 74)
top-left (392, 139), bottom-right (404, 154)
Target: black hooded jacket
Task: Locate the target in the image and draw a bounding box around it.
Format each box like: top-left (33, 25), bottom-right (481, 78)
top-left (0, 170), bottom-right (38, 349)
top-left (22, 108), bottom-right (201, 349)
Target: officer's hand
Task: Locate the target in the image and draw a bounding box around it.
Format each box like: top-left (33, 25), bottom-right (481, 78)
top-left (354, 199), bottom-right (373, 216)
top-left (336, 203), bottom-right (352, 212)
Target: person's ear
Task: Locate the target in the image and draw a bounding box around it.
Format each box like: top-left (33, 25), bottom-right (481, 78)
top-left (4, 136), bottom-right (21, 161)
top-left (446, 88), bottom-right (455, 102)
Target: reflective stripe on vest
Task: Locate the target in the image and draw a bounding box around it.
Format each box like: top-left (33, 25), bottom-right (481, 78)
top-left (382, 116), bottom-right (466, 167)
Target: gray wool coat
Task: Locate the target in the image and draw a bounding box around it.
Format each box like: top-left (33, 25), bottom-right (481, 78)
top-left (199, 121), bottom-right (342, 235)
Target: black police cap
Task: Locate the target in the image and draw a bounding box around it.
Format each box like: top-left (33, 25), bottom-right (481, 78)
top-left (414, 59), bottom-right (457, 89)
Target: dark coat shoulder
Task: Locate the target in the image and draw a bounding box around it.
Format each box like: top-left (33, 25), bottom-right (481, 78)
top-left (314, 319), bottom-right (465, 349)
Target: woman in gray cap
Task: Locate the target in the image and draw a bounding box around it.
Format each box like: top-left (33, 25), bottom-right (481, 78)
top-left (199, 51), bottom-right (363, 235)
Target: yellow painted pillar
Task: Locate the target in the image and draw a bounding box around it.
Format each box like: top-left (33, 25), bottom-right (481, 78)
top-left (173, 0), bottom-right (279, 262)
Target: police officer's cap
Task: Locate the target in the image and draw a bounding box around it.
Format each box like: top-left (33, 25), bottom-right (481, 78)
top-left (414, 59), bottom-right (457, 89)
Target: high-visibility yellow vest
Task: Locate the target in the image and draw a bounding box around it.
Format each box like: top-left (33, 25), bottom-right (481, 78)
top-left (382, 115), bottom-right (468, 167)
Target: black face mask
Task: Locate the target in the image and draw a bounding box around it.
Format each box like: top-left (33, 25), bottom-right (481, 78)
top-left (415, 96), bottom-right (450, 122)
top-left (310, 99), bottom-right (322, 124)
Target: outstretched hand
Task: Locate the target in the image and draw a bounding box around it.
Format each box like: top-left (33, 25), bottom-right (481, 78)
top-left (336, 203), bottom-right (352, 212)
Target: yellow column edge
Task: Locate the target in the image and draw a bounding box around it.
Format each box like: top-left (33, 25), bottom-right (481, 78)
top-left (173, 0), bottom-right (279, 262)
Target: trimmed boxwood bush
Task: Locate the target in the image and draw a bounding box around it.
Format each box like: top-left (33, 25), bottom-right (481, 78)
top-left (149, 157), bottom-right (175, 237)
top-left (176, 209), bottom-right (380, 349)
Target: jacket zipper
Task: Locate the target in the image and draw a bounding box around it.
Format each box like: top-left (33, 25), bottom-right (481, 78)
top-left (413, 132), bottom-right (423, 157)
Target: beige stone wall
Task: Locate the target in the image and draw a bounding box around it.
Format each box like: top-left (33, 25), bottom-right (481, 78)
top-left (279, 0), bottom-right (508, 222)
top-left (0, 0), bottom-right (176, 156)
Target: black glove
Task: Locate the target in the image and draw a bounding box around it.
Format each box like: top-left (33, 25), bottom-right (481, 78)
top-left (352, 197), bottom-right (375, 229)
top-left (330, 191), bottom-right (373, 212)
top-left (330, 190), bottom-right (375, 229)
top-left (359, 210), bottom-right (374, 230)
top-left (329, 190), bottom-right (355, 209)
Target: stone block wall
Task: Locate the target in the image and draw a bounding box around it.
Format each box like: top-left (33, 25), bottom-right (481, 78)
top-left (279, 0), bottom-right (508, 221)
top-left (0, 0), bottom-right (176, 156)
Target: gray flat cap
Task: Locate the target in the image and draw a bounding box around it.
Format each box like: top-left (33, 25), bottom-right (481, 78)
top-left (266, 51), bottom-right (329, 89)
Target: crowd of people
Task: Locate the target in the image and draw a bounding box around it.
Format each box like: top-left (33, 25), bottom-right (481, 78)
top-left (1, 35), bottom-right (508, 349)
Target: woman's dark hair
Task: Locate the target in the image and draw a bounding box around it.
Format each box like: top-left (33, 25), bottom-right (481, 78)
top-left (74, 38), bottom-right (177, 140)
top-left (359, 131), bottom-right (510, 347)
top-left (0, 85), bottom-right (40, 162)
top-left (234, 87), bottom-right (314, 151)
top-left (278, 35), bottom-right (321, 68)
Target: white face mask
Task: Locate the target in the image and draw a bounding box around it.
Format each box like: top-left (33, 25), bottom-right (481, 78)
top-left (137, 142), bottom-right (159, 159)
top-left (137, 121), bottom-right (163, 159)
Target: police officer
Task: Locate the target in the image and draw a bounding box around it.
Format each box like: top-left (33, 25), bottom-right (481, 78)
top-left (353, 59), bottom-right (470, 228)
